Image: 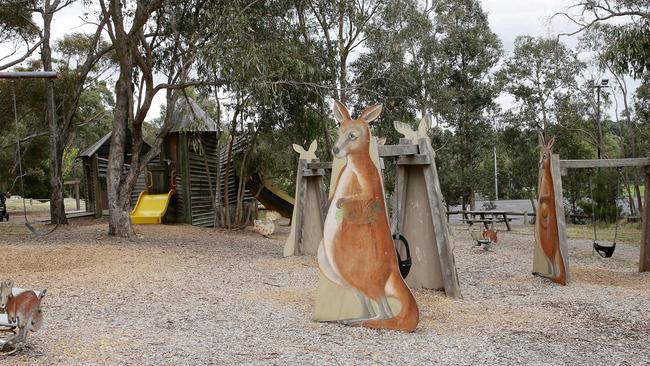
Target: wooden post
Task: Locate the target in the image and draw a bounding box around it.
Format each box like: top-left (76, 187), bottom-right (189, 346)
top-left (524, 211), bottom-right (528, 226)
top-left (640, 167), bottom-right (650, 272)
top-left (390, 163), bottom-right (408, 234)
top-left (75, 181), bottom-right (80, 210)
top-left (295, 159), bottom-right (307, 253)
top-left (551, 154), bottom-right (570, 282)
top-left (92, 155), bottom-right (102, 218)
top-left (284, 158), bottom-right (327, 257)
top-left (418, 138), bottom-right (462, 298)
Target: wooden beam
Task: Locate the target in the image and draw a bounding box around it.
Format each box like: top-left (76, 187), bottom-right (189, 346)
top-left (640, 169), bottom-right (650, 272)
top-left (560, 158), bottom-right (650, 169)
top-left (396, 154), bottom-right (430, 166)
top-left (306, 161), bottom-right (332, 170)
top-left (378, 144), bottom-right (419, 157)
top-left (301, 169), bottom-right (326, 177)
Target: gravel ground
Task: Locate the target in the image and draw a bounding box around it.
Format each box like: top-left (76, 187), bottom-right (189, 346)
top-left (0, 219), bottom-right (648, 365)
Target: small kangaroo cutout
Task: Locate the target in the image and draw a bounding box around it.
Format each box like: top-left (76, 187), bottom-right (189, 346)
top-left (0, 280), bottom-right (47, 352)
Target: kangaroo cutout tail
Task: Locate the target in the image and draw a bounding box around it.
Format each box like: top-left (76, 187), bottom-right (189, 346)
top-left (553, 252), bottom-right (567, 286)
top-left (361, 272), bottom-right (419, 332)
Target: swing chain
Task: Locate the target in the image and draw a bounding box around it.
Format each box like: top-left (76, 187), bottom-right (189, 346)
top-left (11, 81), bottom-right (58, 236)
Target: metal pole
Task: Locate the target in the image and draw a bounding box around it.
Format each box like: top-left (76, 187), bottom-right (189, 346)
top-left (596, 85), bottom-right (602, 160)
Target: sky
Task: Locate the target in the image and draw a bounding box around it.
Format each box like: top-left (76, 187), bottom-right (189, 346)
top-left (2, 0), bottom-right (631, 121)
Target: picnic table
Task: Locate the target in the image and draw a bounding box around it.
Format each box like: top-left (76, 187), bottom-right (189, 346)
top-left (457, 210), bottom-right (513, 231)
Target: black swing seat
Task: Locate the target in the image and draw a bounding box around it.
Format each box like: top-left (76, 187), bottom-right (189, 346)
top-left (593, 241), bottom-right (616, 258)
top-left (392, 233), bottom-right (412, 279)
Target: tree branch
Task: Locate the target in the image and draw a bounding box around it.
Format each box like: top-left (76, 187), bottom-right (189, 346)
top-left (0, 39), bottom-right (43, 71)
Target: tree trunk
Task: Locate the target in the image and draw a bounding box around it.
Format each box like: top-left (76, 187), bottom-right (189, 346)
top-left (42, 1), bottom-right (67, 225)
top-left (48, 138), bottom-right (67, 224)
top-left (337, 1), bottom-right (347, 103)
top-left (107, 66), bottom-right (134, 237)
top-left (222, 135), bottom-right (235, 228)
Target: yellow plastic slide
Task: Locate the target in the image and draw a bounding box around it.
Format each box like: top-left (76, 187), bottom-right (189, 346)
top-left (130, 190), bottom-right (175, 224)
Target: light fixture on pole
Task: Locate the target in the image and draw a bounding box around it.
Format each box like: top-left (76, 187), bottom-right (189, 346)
top-left (593, 78), bottom-right (609, 160)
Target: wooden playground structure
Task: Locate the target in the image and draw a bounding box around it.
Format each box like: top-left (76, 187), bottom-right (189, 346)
top-left (558, 157), bottom-right (650, 272)
top-left (285, 118), bottom-right (461, 298)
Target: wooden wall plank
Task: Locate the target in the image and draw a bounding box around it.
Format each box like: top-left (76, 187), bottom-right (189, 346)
top-left (91, 155), bottom-right (102, 218)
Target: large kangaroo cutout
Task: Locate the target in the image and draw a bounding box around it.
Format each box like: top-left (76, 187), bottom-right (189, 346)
top-left (314, 101), bottom-right (419, 332)
top-left (533, 134), bottom-right (569, 285)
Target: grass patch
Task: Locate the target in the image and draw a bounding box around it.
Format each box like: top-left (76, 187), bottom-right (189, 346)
top-left (5, 197), bottom-right (85, 212)
top-left (626, 184), bottom-right (645, 197)
top-left (566, 222), bottom-right (642, 245)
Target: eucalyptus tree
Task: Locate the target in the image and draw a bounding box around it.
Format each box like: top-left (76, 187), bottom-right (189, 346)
top-left (431, 0), bottom-right (503, 208)
top-left (98, 0), bottom-right (230, 236)
top-left (0, 0), bottom-right (41, 70)
top-left (555, 0), bottom-right (650, 79)
top-left (352, 0), bottom-right (436, 135)
top-left (499, 36), bottom-right (584, 133)
top-left (0, 0), bottom-right (110, 224)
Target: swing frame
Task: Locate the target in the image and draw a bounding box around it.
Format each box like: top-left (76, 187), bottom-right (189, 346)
top-left (1, 71), bottom-right (60, 235)
top-left (587, 168), bottom-right (621, 258)
top-left (559, 156), bottom-right (650, 272)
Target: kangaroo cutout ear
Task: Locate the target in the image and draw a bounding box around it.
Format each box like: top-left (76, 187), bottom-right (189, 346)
top-left (538, 133), bottom-right (545, 147)
top-left (292, 144), bottom-right (306, 155)
top-left (394, 121), bottom-right (414, 139)
top-left (360, 104), bottom-right (382, 124)
top-left (307, 140), bottom-right (317, 153)
top-left (418, 115), bottom-right (431, 137)
top-left (547, 136), bottom-right (556, 149)
top-left (333, 100), bottom-right (351, 124)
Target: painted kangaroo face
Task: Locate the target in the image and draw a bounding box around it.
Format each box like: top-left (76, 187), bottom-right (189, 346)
top-left (0, 280), bottom-right (13, 308)
top-left (538, 134), bottom-right (555, 170)
top-left (331, 100), bottom-right (382, 159)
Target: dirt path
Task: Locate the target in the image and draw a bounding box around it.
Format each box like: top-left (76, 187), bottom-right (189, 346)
top-left (0, 220), bottom-right (648, 365)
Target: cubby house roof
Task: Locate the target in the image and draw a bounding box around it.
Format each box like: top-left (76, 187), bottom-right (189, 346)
top-left (78, 130), bottom-right (152, 159)
top-left (170, 97), bottom-right (219, 133)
